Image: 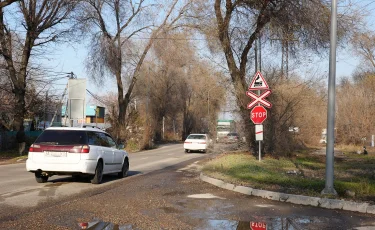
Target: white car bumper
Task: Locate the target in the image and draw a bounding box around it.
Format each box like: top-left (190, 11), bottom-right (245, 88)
top-left (26, 159), bottom-right (97, 174)
top-left (184, 143), bottom-right (207, 150)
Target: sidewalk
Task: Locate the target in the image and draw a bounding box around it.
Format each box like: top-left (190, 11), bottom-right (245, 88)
top-left (200, 172), bottom-right (375, 215)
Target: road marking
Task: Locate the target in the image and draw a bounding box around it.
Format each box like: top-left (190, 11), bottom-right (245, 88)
top-left (255, 204), bottom-right (274, 208)
top-left (141, 157), bottom-right (148, 160)
top-left (187, 193), bottom-right (225, 199)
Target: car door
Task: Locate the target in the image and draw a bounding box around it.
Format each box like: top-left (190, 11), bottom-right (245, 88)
top-left (105, 134), bottom-right (123, 171)
top-left (96, 132), bottom-right (115, 173)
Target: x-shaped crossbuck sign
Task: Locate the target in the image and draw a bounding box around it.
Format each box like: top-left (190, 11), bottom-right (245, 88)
top-left (246, 90), bottom-right (272, 109)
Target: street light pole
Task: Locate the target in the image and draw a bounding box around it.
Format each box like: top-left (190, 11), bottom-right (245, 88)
top-left (322, 0), bottom-right (338, 195)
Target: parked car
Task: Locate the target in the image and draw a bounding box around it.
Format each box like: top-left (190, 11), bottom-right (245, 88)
top-left (26, 126), bottom-right (129, 184)
top-left (225, 132), bottom-right (240, 143)
top-left (184, 134), bottom-right (210, 153)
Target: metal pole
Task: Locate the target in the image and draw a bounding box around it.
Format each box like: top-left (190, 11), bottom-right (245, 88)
top-left (208, 91), bottom-right (210, 133)
top-left (254, 40), bottom-right (258, 72)
top-left (162, 116), bottom-right (165, 140)
top-left (322, 0), bottom-right (338, 195)
top-left (257, 37), bottom-right (261, 162)
top-left (259, 34), bottom-right (262, 72)
top-left (147, 67), bottom-right (150, 147)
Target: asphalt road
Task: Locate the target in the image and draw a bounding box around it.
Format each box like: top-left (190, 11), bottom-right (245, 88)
top-left (0, 144), bottom-right (375, 229)
top-left (0, 143), bottom-right (204, 208)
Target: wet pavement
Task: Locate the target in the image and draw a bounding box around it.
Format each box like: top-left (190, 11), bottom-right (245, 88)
top-left (0, 156), bottom-right (374, 229)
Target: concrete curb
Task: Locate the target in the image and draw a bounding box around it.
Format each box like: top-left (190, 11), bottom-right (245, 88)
top-left (200, 173), bottom-right (375, 215)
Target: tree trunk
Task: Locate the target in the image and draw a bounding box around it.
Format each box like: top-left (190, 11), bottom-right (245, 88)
top-left (13, 87), bottom-right (26, 142)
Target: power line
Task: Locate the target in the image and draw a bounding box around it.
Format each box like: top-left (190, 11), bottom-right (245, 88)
top-left (86, 89), bottom-right (111, 106)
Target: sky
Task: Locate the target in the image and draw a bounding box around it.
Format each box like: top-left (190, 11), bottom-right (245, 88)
top-left (38, 0), bottom-right (375, 120)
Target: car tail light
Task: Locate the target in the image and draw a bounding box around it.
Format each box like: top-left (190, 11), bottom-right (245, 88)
top-left (69, 145), bottom-right (90, 153)
top-left (184, 141), bottom-right (192, 144)
top-left (29, 144), bottom-right (41, 152)
top-left (200, 141), bottom-right (206, 144)
top-left (81, 145), bottom-right (90, 153)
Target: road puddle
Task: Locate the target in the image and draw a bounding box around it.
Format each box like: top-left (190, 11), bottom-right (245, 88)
top-left (78, 216), bottom-right (375, 229)
top-left (159, 206), bottom-right (183, 214)
top-left (196, 217), bottom-right (313, 230)
top-left (78, 219), bottom-right (134, 230)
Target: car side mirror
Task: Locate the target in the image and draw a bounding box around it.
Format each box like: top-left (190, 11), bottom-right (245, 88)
top-left (118, 144), bottom-right (125, 149)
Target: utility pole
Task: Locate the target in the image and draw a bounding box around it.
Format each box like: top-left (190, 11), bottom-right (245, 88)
top-left (322, 0), bottom-right (338, 196)
top-left (162, 116), bottom-right (165, 140)
top-left (257, 36), bottom-right (261, 162)
top-left (43, 90), bottom-right (48, 129)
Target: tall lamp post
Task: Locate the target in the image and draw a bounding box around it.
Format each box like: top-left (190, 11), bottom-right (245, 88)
top-left (322, 0), bottom-right (338, 195)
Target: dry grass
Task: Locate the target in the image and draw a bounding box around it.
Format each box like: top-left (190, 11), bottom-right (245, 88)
top-left (203, 149), bottom-right (375, 203)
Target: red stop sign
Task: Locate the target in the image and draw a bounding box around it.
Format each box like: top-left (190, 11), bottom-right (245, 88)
top-left (251, 105), bottom-right (267, 124)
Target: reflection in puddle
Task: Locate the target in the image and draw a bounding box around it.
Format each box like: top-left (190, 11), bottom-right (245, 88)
top-left (78, 216), bottom-right (372, 229)
top-left (196, 217), bottom-right (323, 230)
top-left (79, 220), bottom-right (133, 230)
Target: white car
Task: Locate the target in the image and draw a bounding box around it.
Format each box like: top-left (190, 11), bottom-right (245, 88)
top-left (184, 134), bottom-right (210, 153)
top-left (26, 126), bottom-right (129, 184)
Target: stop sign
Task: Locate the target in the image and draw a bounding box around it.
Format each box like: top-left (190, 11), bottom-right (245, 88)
top-left (250, 221), bottom-right (267, 230)
top-left (251, 105), bottom-right (267, 124)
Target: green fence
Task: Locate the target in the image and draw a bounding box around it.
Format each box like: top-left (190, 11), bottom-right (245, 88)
top-left (0, 131), bottom-right (43, 151)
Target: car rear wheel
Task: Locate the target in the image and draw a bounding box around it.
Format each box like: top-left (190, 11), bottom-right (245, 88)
top-left (91, 161), bottom-right (103, 184)
top-left (35, 172), bottom-right (48, 183)
top-left (118, 159), bottom-right (129, 178)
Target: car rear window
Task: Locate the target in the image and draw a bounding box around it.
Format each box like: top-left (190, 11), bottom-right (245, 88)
top-left (35, 130), bottom-right (88, 145)
top-left (187, 135), bottom-right (206, 139)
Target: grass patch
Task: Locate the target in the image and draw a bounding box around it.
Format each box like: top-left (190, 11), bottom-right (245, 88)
top-left (0, 149), bottom-right (27, 165)
top-left (203, 150), bottom-right (375, 202)
top-left (0, 149), bottom-right (22, 158)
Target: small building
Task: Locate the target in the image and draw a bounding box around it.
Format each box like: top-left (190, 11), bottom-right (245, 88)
top-left (61, 105), bottom-right (106, 124)
top-left (85, 105), bottom-right (105, 123)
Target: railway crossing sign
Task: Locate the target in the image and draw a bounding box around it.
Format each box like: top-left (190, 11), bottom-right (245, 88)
top-left (246, 90), bottom-right (272, 109)
top-left (248, 71), bottom-right (269, 90)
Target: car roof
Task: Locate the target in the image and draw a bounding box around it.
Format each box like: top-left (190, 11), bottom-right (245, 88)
top-left (45, 126), bottom-right (106, 133)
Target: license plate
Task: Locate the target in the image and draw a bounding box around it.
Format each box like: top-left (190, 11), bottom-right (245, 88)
top-left (44, 152), bottom-right (67, 157)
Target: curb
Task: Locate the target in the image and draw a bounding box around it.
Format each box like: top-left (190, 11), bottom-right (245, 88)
top-left (200, 173), bottom-right (375, 215)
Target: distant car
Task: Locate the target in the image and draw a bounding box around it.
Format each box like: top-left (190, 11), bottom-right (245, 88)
top-left (225, 132), bottom-right (240, 143)
top-left (26, 126), bottom-right (129, 184)
top-left (184, 134), bottom-right (210, 153)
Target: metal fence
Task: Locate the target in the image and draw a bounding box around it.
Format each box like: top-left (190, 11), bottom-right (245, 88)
top-left (0, 131), bottom-right (43, 151)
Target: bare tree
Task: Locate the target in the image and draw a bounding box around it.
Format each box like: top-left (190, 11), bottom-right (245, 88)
top-left (78, 0), bottom-right (192, 141)
top-left (0, 0), bottom-right (77, 141)
top-left (351, 31), bottom-right (375, 70)
top-left (212, 0), bottom-right (356, 151)
top-left (0, 0), bottom-right (19, 8)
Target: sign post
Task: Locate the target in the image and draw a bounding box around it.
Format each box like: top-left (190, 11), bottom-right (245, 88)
top-left (247, 71), bottom-right (271, 161)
